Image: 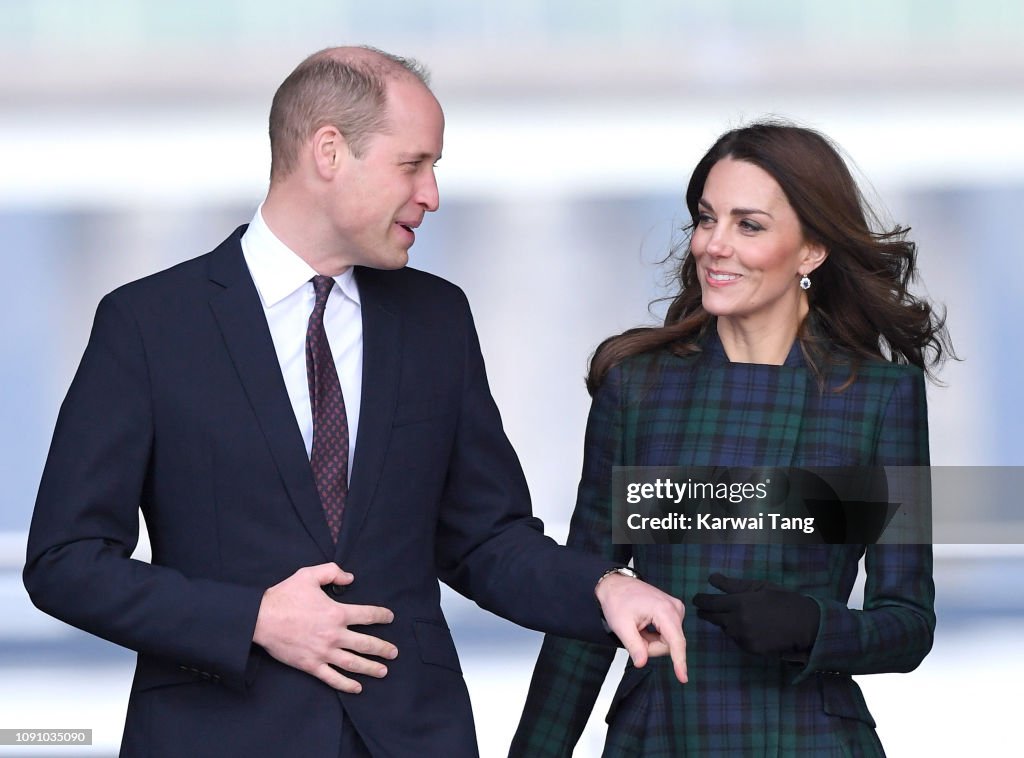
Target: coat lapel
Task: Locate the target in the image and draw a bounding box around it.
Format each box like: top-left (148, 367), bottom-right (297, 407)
top-left (206, 229), bottom-right (335, 560)
top-left (335, 268), bottom-right (401, 563)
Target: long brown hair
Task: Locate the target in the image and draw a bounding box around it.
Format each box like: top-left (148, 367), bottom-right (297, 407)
top-left (587, 120), bottom-right (952, 394)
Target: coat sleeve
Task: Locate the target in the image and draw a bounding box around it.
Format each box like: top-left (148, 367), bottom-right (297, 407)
top-left (432, 292), bottom-right (618, 644)
top-left (795, 367), bottom-right (935, 681)
top-left (510, 365), bottom-right (633, 757)
top-left (23, 293), bottom-right (264, 692)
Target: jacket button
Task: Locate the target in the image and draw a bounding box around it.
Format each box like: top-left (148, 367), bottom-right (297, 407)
top-left (329, 585), bottom-right (344, 597)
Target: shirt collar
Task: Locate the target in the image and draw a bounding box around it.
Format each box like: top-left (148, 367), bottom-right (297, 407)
top-left (241, 204), bottom-right (360, 308)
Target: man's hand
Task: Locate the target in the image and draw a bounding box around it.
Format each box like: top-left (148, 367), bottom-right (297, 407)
top-left (253, 562), bottom-right (398, 693)
top-left (595, 572), bottom-right (687, 684)
top-left (692, 572), bottom-right (820, 657)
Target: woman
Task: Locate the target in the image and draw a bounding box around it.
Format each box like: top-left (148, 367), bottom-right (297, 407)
top-left (510, 121), bottom-right (951, 757)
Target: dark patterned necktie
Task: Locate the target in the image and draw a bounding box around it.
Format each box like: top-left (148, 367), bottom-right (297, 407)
top-left (306, 275), bottom-right (348, 543)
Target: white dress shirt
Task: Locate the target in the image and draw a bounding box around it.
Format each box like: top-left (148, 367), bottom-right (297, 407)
top-left (240, 205), bottom-right (362, 481)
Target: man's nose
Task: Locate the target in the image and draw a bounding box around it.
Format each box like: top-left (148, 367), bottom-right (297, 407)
top-left (417, 171), bottom-right (439, 212)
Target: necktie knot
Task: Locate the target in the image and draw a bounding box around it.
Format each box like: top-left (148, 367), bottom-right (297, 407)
top-left (311, 275), bottom-right (334, 312)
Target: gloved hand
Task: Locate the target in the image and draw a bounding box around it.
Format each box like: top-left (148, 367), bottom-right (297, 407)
top-left (692, 573), bottom-right (820, 657)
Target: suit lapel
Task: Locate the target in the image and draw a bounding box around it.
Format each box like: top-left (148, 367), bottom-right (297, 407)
top-left (206, 230), bottom-right (335, 560)
top-left (335, 268), bottom-right (402, 563)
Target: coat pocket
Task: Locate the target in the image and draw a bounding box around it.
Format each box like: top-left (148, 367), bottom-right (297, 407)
top-left (412, 618), bottom-right (463, 673)
top-left (819, 673), bottom-right (877, 728)
top-left (131, 655), bottom-right (220, 694)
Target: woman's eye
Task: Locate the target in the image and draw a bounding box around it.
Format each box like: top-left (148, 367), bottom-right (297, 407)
top-left (740, 219), bottom-right (763, 232)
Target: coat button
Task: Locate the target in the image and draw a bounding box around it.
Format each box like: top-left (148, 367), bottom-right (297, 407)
top-left (329, 584), bottom-right (345, 597)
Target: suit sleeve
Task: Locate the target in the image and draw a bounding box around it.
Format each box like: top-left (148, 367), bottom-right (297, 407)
top-left (433, 293), bottom-right (618, 644)
top-left (24, 293), bottom-right (264, 692)
top-left (510, 365), bottom-right (632, 757)
top-left (795, 368), bottom-right (935, 680)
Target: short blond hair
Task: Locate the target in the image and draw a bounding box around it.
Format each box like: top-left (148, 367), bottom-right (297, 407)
top-left (268, 46), bottom-right (430, 180)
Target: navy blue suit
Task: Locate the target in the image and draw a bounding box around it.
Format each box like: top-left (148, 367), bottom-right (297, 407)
top-left (24, 228), bottom-right (615, 757)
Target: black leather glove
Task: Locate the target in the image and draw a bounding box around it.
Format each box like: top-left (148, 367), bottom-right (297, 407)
top-left (692, 573), bottom-right (820, 657)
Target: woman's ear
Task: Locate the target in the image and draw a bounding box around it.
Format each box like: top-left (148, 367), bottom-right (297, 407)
top-left (800, 242), bottom-right (828, 275)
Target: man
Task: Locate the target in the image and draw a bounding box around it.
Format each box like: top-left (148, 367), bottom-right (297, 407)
top-left (24, 47), bottom-right (686, 757)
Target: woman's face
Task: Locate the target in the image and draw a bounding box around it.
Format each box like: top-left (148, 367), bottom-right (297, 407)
top-left (691, 157), bottom-right (824, 331)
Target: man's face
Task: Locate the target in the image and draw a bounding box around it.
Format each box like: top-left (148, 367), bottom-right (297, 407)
top-left (327, 77), bottom-right (444, 270)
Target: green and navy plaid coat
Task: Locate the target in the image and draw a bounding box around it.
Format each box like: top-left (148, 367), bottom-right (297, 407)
top-left (511, 334), bottom-right (934, 757)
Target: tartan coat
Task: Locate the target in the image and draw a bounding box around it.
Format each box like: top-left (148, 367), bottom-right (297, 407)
top-left (511, 333), bottom-right (934, 758)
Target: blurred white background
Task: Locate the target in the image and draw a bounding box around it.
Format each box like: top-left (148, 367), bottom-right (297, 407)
top-left (2, 1), bottom-right (1023, 755)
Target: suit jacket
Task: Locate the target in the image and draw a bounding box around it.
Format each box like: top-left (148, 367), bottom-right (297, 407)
top-left (24, 227), bottom-right (617, 758)
top-left (512, 335), bottom-right (935, 758)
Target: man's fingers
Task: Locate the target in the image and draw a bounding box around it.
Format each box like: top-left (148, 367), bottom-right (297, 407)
top-left (644, 639), bottom-right (669, 656)
top-left (306, 561), bottom-right (353, 587)
top-left (327, 648), bottom-right (390, 679)
top-left (649, 595), bottom-right (687, 683)
top-left (610, 621), bottom-right (649, 669)
top-left (595, 573), bottom-right (688, 681)
top-left (615, 617), bottom-right (687, 683)
top-left (315, 662), bottom-right (363, 693)
top-left (662, 618), bottom-right (688, 684)
top-left (253, 564), bottom-right (402, 696)
top-left (336, 603), bottom-right (396, 627)
top-left (339, 629), bottom-right (399, 660)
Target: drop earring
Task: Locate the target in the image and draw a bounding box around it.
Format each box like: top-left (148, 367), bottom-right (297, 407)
top-left (799, 274), bottom-right (811, 291)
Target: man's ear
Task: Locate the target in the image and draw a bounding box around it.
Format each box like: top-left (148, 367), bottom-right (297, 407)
top-left (311, 125), bottom-right (348, 179)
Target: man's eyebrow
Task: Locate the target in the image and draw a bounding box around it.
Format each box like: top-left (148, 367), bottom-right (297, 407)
top-left (698, 199), bottom-right (773, 219)
top-left (398, 151), bottom-right (441, 162)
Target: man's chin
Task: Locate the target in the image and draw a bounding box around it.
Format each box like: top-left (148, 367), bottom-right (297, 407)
top-left (367, 250), bottom-right (410, 271)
